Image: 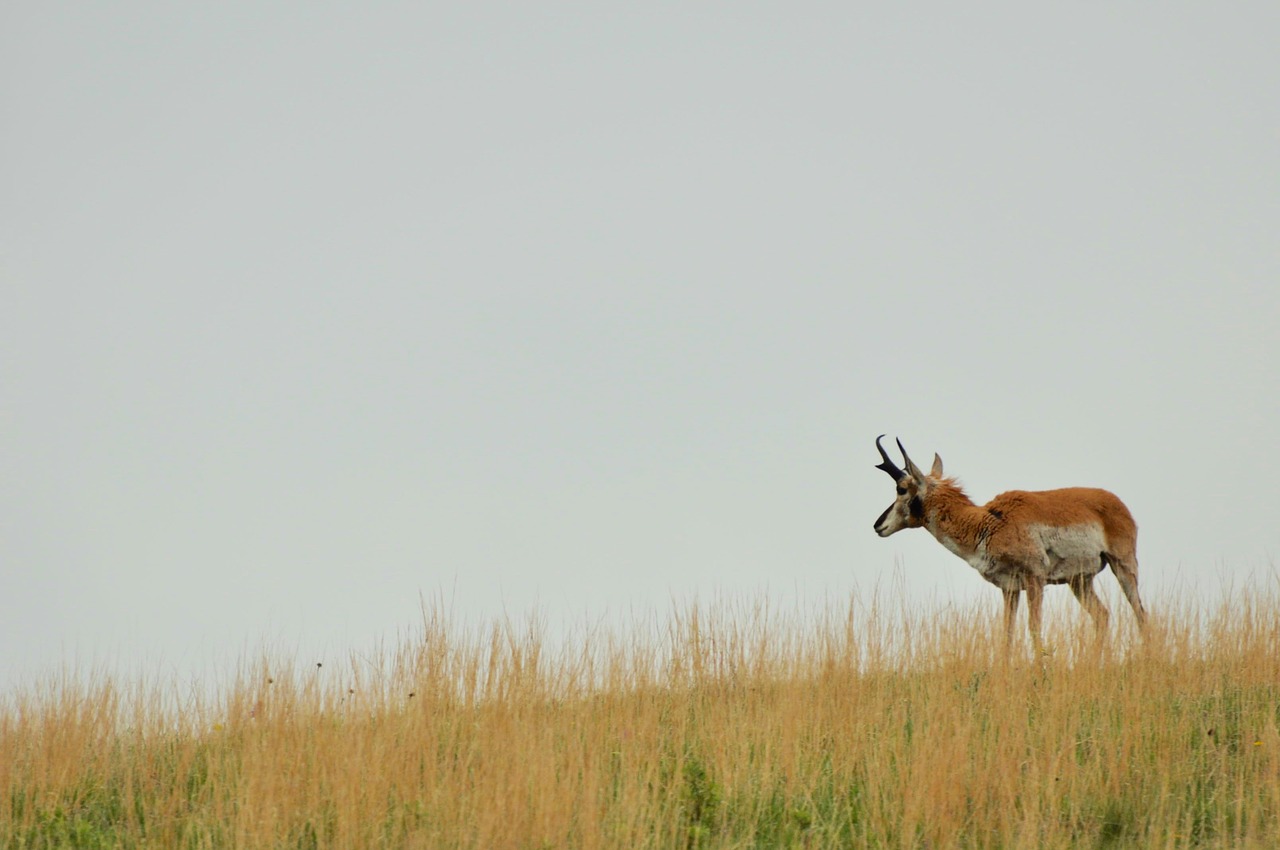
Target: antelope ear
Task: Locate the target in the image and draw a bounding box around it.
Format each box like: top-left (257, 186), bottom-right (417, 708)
top-left (931, 453), bottom-right (944, 477)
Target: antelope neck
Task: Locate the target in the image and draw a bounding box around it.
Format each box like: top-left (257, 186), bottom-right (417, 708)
top-left (923, 481), bottom-right (992, 558)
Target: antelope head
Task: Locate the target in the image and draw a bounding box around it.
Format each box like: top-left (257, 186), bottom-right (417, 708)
top-left (872, 435), bottom-right (943, 537)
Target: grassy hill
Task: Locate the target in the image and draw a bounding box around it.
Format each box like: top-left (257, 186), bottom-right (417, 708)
top-left (4, 591), bottom-right (1278, 848)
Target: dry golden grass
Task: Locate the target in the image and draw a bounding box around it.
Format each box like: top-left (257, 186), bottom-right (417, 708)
top-left (4, 587), bottom-right (1280, 849)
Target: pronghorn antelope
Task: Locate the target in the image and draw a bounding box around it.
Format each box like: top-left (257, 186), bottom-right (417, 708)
top-left (872, 436), bottom-right (1147, 649)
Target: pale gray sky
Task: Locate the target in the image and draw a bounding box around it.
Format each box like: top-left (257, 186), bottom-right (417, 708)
top-left (3, 3), bottom-right (1278, 688)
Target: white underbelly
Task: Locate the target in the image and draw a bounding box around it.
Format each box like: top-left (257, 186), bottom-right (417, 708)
top-left (938, 525), bottom-right (1107, 591)
top-left (1031, 523), bottom-right (1107, 582)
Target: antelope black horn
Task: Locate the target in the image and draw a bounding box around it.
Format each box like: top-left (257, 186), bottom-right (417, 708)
top-left (874, 435), bottom-right (905, 482)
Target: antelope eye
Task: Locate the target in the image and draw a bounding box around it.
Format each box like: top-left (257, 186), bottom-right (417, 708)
top-left (895, 487), bottom-right (906, 496)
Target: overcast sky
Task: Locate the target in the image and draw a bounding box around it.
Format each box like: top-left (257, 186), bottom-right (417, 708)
top-left (3, 3), bottom-right (1278, 689)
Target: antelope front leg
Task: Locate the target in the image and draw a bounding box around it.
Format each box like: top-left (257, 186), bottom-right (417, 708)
top-left (1026, 578), bottom-right (1046, 655)
top-left (1002, 589), bottom-right (1020, 650)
